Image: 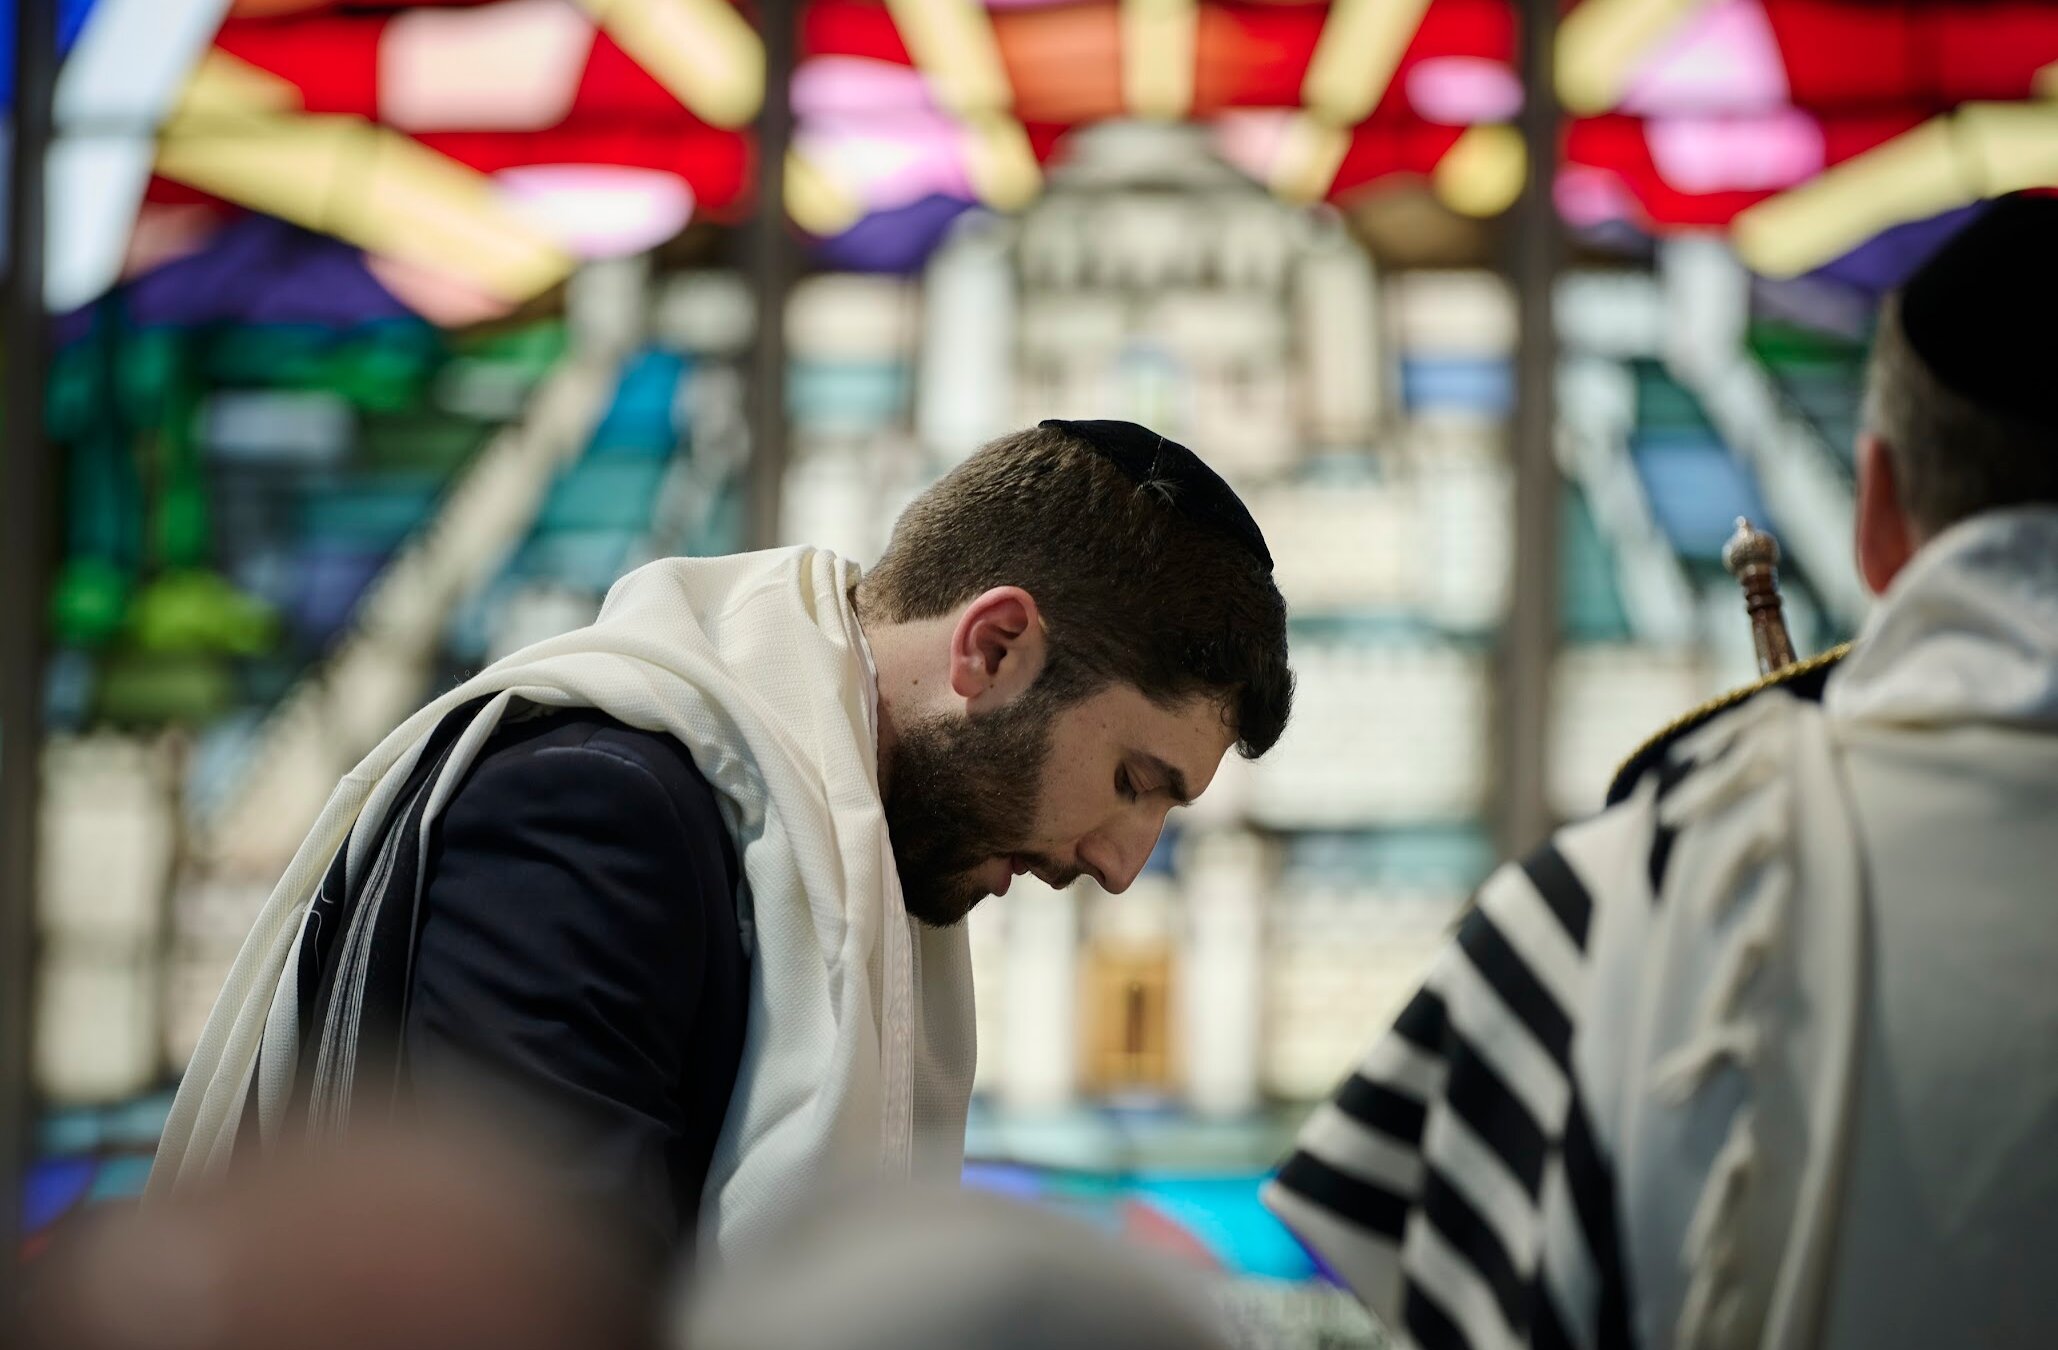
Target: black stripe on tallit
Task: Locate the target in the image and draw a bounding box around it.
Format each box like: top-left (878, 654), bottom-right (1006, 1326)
top-left (1334, 1073), bottom-right (1429, 1146)
top-left (1421, 1165), bottom-right (1528, 1334)
top-left (1391, 986), bottom-right (1451, 1053)
top-left (1455, 911), bottom-right (1574, 1070)
top-left (1531, 1280), bottom-right (1581, 1350)
top-left (353, 736), bottom-right (459, 1107)
top-left (1276, 1151), bottom-right (1411, 1240)
top-left (1645, 750), bottom-right (1700, 902)
top-left (1403, 1280), bottom-right (1475, 1350)
top-left (1562, 1087), bottom-right (1633, 1350)
top-left (298, 762), bottom-right (443, 1126)
top-left (293, 699), bottom-right (483, 1124)
top-left (1519, 843), bottom-right (1593, 952)
top-left (280, 845), bottom-right (353, 1126)
top-left (1442, 1045), bottom-right (1547, 1197)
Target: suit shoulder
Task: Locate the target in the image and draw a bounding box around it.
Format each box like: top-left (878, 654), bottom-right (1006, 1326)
top-left (576, 720), bottom-right (715, 807)
top-left (1604, 643), bottom-right (1852, 806)
top-left (472, 705), bottom-right (715, 813)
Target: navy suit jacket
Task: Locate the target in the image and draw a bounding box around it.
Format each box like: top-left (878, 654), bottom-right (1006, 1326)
top-left (401, 705), bottom-right (750, 1263)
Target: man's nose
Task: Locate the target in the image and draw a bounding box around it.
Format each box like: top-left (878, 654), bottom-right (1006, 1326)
top-left (1080, 815), bottom-right (1164, 895)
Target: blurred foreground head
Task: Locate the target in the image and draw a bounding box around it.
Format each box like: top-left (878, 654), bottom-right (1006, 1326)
top-left (682, 1185), bottom-right (1238, 1350)
top-left (23, 1126), bottom-right (654, 1350)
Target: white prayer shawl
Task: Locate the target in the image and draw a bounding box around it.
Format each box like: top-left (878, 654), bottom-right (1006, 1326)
top-left (149, 547), bottom-right (978, 1258)
top-left (1267, 506), bottom-right (2058, 1349)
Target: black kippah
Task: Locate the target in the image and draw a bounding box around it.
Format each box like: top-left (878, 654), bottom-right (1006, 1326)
top-left (1899, 192), bottom-right (2058, 432)
top-left (1038, 418), bottom-right (1273, 572)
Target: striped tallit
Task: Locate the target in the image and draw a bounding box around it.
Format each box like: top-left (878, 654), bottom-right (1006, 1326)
top-left (1267, 505), bottom-right (2058, 1350)
top-left (1265, 688), bottom-right (1868, 1350)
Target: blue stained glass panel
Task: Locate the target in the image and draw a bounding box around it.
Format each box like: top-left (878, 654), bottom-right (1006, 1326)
top-left (1632, 437), bottom-right (1775, 564)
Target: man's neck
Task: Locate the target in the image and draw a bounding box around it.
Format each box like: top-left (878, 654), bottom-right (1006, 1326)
top-left (855, 607), bottom-right (959, 798)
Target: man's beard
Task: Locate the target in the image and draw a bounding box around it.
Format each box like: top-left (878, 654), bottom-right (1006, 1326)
top-left (882, 691), bottom-right (1072, 928)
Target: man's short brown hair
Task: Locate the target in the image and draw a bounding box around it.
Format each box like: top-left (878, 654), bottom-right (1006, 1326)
top-left (1864, 293), bottom-right (2058, 535)
top-left (857, 424), bottom-right (1292, 757)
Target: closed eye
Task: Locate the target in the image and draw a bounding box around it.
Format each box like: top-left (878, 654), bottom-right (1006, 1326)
top-left (1116, 767), bottom-right (1139, 802)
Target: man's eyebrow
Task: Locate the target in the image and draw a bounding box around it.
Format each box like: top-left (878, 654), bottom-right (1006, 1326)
top-left (1142, 754), bottom-right (1192, 805)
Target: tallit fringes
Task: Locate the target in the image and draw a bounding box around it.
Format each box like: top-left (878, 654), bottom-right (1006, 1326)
top-left (1659, 712), bottom-right (1788, 832)
top-left (1684, 1110), bottom-right (1759, 1257)
top-left (1650, 1022), bottom-right (1762, 1102)
top-left (1702, 865), bottom-right (1791, 1023)
top-left (1646, 698), bottom-right (1802, 1349)
top-left (1677, 682), bottom-right (1792, 762)
top-left (1675, 1110), bottom-right (1760, 1350)
top-left (1697, 795), bottom-right (1790, 924)
top-left (1651, 701), bottom-right (1797, 1094)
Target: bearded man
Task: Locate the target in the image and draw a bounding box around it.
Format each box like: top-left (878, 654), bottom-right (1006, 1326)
top-left (150, 419), bottom-right (1291, 1267)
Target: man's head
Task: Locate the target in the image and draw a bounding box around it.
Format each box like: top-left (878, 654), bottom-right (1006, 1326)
top-left (682, 1184), bottom-right (1238, 1350)
top-left (1856, 194), bottom-right (2058, 593)
top-left (856, 421), bottom-right (1291, 927)
top-left (23, 1126), bottom-right (655, 1350)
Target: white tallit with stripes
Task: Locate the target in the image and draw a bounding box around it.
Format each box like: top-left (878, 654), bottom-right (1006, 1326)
top-left (1267, 505), bottom-right (2058, 1349)
top-left (1268, 706), bottom-right (1864, 1350)
top-left (149, 546), bottom-right (977, 1258)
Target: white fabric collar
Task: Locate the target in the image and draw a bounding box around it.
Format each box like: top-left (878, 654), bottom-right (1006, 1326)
top-left (848, 581), bottom-right (883, 752)
top-left (1826, 506), bottom-right (2058, 732)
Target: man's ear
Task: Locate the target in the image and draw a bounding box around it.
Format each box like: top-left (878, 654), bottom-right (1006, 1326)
top-left (1855, 433), bottom-right (1919, 595)
top-left (947, 587), bottom-right (1046, 708)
